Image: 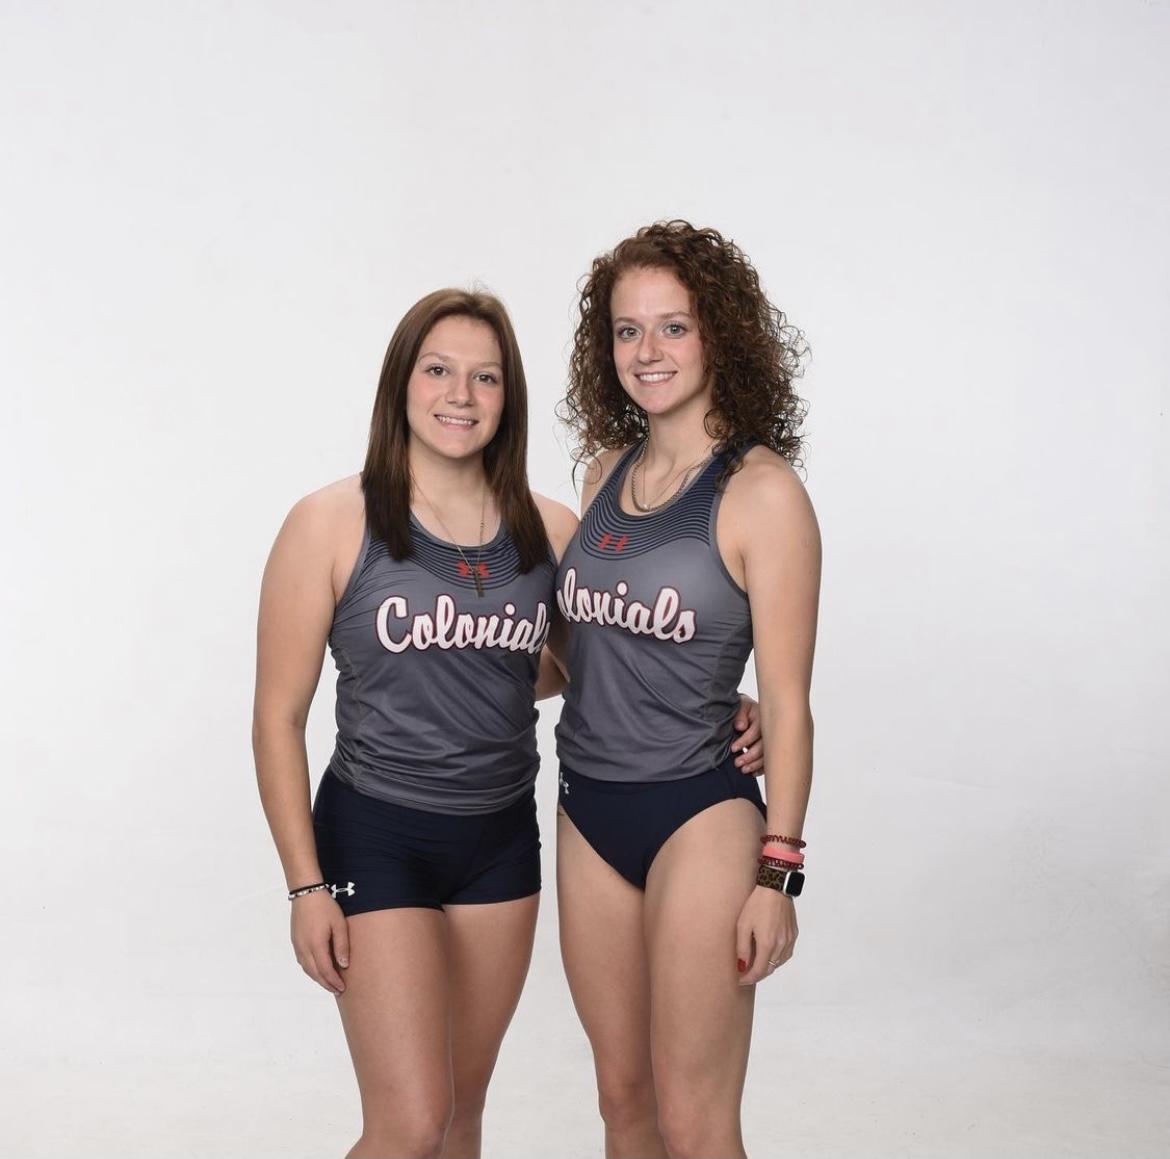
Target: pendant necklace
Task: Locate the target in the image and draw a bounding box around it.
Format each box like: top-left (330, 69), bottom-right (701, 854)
top-left (413, 478), bottom-right (487, 597)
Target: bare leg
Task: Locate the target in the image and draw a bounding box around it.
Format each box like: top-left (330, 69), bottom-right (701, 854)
top-left (557, 808), bottom-right (667, 1159)
top-left (645, 799), bottom-right (762, 1159)
top-left (335, 907), bottom-right (452, 1159)
top-left (441, 894), bottom-right (540, 1159)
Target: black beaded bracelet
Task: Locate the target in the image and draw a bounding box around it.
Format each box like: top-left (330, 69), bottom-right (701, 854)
top-left (287, 881), bottom-right (328, 900)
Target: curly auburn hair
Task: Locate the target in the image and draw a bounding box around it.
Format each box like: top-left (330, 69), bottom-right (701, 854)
top-left (559, 220), bottom-right (809, 479)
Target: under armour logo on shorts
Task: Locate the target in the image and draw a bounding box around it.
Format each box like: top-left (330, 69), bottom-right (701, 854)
top-left (330, 881), bottom-right (355, 898)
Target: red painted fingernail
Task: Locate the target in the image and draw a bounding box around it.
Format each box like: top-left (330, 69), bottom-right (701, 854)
top-left (737, 959), bottom-right (747, 973)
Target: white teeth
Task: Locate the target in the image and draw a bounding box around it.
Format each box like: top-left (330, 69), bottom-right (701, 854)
top-left (436, 415), bottom-right (475, 427)
top-left (636, 372), bottom-right (674, 383)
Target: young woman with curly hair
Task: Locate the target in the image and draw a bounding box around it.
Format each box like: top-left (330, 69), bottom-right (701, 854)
top-left (551, 221), bottom-right (820, 1158)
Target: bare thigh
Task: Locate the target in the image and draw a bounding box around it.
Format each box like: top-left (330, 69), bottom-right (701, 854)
top-left (556, 808), bottom-right (654, 1097)
top-left (336, 907), bottom-right (451, 1131)
top-left (645, 799), bottom-right (762, 1121)
top-left (444, 893), bottom-right (540, 1106)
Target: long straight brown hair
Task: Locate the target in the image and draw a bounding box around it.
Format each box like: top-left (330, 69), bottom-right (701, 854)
top-left (361, 288), bottom-right (549, 571)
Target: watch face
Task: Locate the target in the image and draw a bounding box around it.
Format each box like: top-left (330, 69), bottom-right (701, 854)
top-left (786, 871), bottom-right (805, 897)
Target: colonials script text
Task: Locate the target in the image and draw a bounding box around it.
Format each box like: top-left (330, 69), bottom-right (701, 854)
top-left (376, 595), bottom-right (550, 655)
top-left (556, 567), bottom-right (697, 643)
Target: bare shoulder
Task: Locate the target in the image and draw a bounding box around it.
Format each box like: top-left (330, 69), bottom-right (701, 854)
top-left (281, 475), bottom-right (363, 544)
top-left (301, 473), bottom-right (364, 514)
top-left (723, 446), bottom-right (818, 535)
top-left (579, 445), bottom-right (631, 512)
top-left (581, 445), bottom-right (628, 487)
top-left (267, 476), bottom-right (366, 601)
top-left (532, 491), bottom-right (579, 561)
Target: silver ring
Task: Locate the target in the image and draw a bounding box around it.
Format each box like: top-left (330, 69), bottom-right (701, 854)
top-left (767, 959), bottom-right (782, 968)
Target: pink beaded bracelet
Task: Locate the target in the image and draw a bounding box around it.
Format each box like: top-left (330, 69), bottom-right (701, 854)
top-left (760, 855), bottom-right (805, 871)
top-left (761, 845), bottom-right (804, 865)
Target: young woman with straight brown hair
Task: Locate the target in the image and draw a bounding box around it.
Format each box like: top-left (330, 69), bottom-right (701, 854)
top-left (253, 288), bottom-right (580, 1158)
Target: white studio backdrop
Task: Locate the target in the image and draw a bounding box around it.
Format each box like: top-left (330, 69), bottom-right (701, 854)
top-left (1, 2), bottom-right (1167, 1156)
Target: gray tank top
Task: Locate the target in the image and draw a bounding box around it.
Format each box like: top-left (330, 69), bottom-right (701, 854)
top-left (327, 515), bottom-right (554, 813)
top-left (555, 444), bottom-right (753, 782)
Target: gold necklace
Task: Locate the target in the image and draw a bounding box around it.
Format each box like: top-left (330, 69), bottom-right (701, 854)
top-left (630, 439), bottom-right (716, 513)
top-left (412, 478), bottom-right (487, 597)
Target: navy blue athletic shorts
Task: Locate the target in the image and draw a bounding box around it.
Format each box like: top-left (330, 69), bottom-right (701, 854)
top-left (557, 753), bottom-right (765, 890)
top-left (312, 769), bottom-right (541, 916)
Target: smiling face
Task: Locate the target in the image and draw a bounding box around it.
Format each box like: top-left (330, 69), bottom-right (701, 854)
top-left (610, 265), bottom-right (710, 422)
top-left (405, 314), bottom-right (506, 463)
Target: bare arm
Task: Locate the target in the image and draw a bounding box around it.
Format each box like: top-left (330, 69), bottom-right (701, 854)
top-left (253, 496), bottom-right (336, 886)
top-left (533, 490), bottom-right (580, 699)
top-left (741, 463), bottom-right (820, 839)
top-left (535, 646), bottom-right (567, 700)
top-left (722, 451), bottom-right (821, 985)
top-left (253, 487), bottom-right (358, 992)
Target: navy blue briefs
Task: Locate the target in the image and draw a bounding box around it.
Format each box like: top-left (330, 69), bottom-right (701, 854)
top-left (312, 769), bottom-right (541, 915)
top-left (557, 754), bottom-right (766, 890)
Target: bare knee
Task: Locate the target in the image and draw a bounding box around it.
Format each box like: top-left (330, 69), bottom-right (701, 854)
top-left (448, 1085), bottom-right (487, 1134)
top-left (355, 1093), bottom-right (453, 1158)
top-left (596, 1069), bottom-right (658, 1134)
top-left (657, 1097), bottom-right (741, 1159)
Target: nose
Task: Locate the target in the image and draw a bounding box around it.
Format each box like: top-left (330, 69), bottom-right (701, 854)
top-left (445, 373), bottom-right (473, 406)
top-left (635, 332), bottom-right (662, 364)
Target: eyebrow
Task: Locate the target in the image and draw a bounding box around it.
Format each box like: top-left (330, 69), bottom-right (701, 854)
top-left (417, 350), bottom-right (503, 370)
top-left (612, 311), bottom-right (695, 324)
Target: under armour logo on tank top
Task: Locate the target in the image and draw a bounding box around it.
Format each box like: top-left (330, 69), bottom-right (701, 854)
top-left (555, 443), bottom-right (730, 646)
top-left (362, 517), bottom-right (550, 656)
top-left (554, 443), bottom-right (754, 784)
top-left (326, 515), bottom-right (555, 815)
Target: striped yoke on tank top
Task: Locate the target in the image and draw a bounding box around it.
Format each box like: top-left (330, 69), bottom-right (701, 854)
top-left (327, 515), bottom-right (555, 814)
top-left (554, 443), bottom-right (753, 783)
